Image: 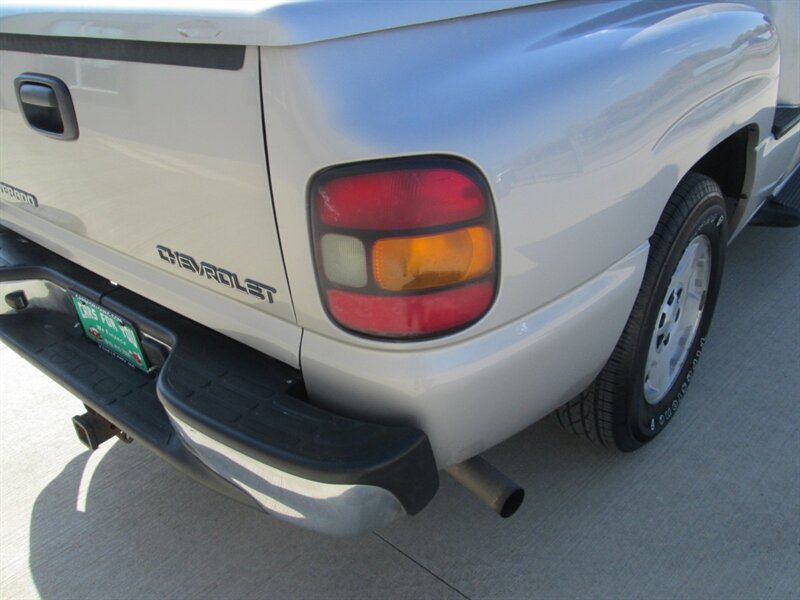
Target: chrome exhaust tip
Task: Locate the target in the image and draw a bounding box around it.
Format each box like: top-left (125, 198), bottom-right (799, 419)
top-left (71, 411), bottom-right (117, 450)
top-left (446, 455), bottom-right (524, 518)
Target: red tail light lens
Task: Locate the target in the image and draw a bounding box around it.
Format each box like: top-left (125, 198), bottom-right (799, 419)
top-left (317, 169), bottom-right (486, 230)
top-left (311, 158), bottom-right (497, 339)
top-left (327, 282), bottom-right (494, 337)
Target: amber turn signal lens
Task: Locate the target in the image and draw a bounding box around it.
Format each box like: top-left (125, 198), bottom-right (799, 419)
top-left (372, 226), bottom-right (494, 292)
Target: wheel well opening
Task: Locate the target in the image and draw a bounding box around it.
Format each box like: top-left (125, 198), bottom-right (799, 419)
top-left (689, 126), bottom-right (753, 221)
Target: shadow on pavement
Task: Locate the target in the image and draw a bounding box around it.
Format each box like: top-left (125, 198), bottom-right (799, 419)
top-left (27, 440), bottom-right (456, 599)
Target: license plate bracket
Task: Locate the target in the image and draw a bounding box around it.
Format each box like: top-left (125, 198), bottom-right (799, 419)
top-left (71, 294), bottom-right (150, 373)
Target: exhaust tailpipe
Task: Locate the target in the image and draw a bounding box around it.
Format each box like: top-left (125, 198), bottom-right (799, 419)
top-left (446, 456), bottom-right (525, 518)
top-left (72, 411), bottom-right (119, 450)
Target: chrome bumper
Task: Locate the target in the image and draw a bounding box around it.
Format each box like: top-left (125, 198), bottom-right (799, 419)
top-left (169, 413), bottom-right (406, 536)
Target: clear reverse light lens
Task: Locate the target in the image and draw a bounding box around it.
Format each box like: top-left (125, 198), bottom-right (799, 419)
top-left (320, 233), bottom-right (368, 288)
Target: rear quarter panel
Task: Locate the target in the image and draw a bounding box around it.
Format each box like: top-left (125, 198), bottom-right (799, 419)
top-left (262, 0), bottom-right (779, 349)
top-left (260, 1), bottom-right (780, 465)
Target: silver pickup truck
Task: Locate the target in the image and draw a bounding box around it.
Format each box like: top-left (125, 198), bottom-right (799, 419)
top-left (1, 1), bottom-right (798, 536)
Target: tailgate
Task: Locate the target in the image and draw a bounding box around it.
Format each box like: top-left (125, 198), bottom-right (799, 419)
top-left (0, 38), bottom-right (300, 365)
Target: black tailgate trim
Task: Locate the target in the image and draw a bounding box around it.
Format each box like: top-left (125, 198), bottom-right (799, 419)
top-left (0, 33), bottom-right (245, 70)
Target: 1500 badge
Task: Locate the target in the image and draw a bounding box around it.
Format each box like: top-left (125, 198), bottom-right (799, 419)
top-left (156, 245), bottom-right (276, 303)
top-left (0, 182), bottom-right (38, 207)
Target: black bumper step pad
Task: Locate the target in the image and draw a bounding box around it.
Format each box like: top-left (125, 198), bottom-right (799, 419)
top-left (2, 308), bottom-right (171, 446)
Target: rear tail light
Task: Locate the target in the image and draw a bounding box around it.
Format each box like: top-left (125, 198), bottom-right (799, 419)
top-left (311, 158), bottom-right (498, 339)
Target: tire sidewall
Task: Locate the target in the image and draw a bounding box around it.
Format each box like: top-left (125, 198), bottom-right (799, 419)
top-left (624, 191), bottom-right (727, 447)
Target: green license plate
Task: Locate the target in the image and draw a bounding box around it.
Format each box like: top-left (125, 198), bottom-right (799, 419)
top-left (71, 294), bottom-right (150, 373)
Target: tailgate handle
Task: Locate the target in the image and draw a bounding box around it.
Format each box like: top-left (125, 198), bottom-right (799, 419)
top-left (14, 73), bottom-right (79, 140)
top-left (19, 83), bottom-right (58, 108)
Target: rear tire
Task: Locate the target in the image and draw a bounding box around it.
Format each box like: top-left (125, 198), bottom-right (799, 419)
top-left (556, 173), bottom-right (728, 451)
